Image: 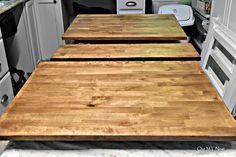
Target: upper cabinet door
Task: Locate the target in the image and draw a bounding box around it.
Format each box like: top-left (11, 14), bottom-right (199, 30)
top-left (228, 1), bottom-right (236, 35)
top-left (212, 0), bottom-right (236, 35)
top-left (212, 0), bottom-right (228, 24)
top-left (25, 0), bottom-right (41, 66)
top-left (34, 0), bottom-right (64, 60)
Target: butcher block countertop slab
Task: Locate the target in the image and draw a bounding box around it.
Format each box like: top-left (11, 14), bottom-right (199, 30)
top-left (62, 14), bottom-right (187, 41)
top-left (0, 61), bottom-right (236, 141)
top-left (51, 43), bottom-right (200, 61)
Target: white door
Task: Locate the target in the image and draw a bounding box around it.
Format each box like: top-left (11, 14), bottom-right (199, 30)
top-left (25, 0), bottom-right (41, 67)
top-left (34, 0), bottom-right (64, 60)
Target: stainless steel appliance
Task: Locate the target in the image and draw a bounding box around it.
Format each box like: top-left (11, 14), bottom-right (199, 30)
top-left (192, 0), bottom-right (212, 50)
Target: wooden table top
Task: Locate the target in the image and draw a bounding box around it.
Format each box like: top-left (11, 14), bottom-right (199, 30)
top-left (0, 61), bottom-right (236, 141)
top-left (62, 14), bottom-right (187, 41)
top-left (51, 44), bottom-right (200, 61)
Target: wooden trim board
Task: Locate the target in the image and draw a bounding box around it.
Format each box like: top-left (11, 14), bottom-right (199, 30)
top-left (62, 14), bottom-right (187, 41)
top-left (51, 44), bottom-right (200, 61)
top-left (0, 61), bottom-right (236, 141)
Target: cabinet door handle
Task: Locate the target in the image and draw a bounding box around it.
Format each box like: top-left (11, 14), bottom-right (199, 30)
top-left (126, 1), bottom-right (137, 7)
top-left (1, 94), bottom-right (9, 104)
top-left (53, 0), bottom-right (57, 4)
top-left (0, 63), bottom-right (2, 72)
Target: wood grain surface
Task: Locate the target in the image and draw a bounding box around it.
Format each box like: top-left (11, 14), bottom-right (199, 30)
top-left (62, 14), bottom-right (187, 41)
top-left (51, 44), bottom-right (200, 61)
top-left (0, 61), bottom-right (236, 141)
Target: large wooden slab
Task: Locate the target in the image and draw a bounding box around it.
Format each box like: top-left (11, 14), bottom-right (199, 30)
top-left (62, 14), bottom-right (187, 41)
top-left (0, 61), bottom-right (236, 141)
top-left (51, 44), bottom-right (200, 61)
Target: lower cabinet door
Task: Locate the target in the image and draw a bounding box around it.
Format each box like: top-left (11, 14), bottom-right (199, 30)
top-left (35, 0), bottom-right (64, 60)
top-left (0, 39), bottom-right (9, 79)
top-left (0, 72), bottom-right (14, 116)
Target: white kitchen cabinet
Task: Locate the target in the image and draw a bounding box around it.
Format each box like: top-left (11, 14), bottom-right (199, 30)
top-left (0, 39), bottom-right (8, 79)
top-left (201, 0), bottom-right (236, 113)
top-left (0, 29), bottom-right (14, 116)
top-left (0, 72), bottom-right (14, 116)
top-left (211, 0), bottom-right (236, 32)
top-left (25, 0), bottom-right (41, 66)
top-left (211, 0), bottom-right (227, 24)
top-left (34, 0), bottom-right (64, 60)
top-left (4, 4), bottom-right (35, 75)
top-left (228, 1), bottom-right (236, 35)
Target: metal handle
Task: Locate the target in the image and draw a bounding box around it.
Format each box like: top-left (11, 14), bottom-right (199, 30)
top-left (1, 95), bottom-right (8, 104)
top-left (126, 1), bottom-right (136, 7)
top-left (0, 63), bottom-right (2, 72)
top-left (38, 0), bottom-right (57, 4)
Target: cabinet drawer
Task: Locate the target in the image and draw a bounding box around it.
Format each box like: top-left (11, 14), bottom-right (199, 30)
top-left (118, 10), bottom-right (145, 14)
top-left (117, 0), bottom-right (145, 10)
top-left (0, 72), bottom-right (14, 116)
top-left (0, 39), bottom-right (9, 79)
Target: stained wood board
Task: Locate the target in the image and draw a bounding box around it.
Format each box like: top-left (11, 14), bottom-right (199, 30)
top-left (0, 61), bottom-right (236, 141)
top-left (62, 14), bottom-right (187, 41)
top-left (51, 44), bottom-right (200, 61)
